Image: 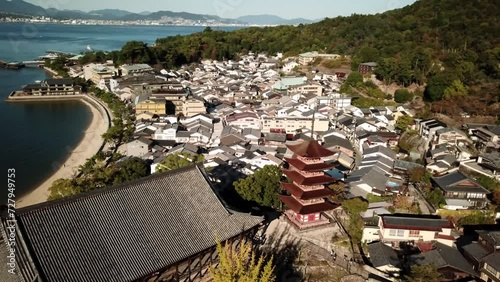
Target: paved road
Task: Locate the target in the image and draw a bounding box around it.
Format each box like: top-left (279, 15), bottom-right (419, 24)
top-left (302, 241), bottom-right (368, 278)
top-left (408, 183), bottom-right (435, 214)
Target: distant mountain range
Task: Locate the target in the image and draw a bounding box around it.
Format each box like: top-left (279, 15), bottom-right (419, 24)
top-left (0, 0), bottom-right (317, 25)
top-left (236, 15), bottom-right (315, 25)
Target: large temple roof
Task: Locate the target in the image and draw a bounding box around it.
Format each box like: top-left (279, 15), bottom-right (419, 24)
top-left (280, 195), bottom-right (337, 214)
top-left (281, 182), bottom-right (335, 200)
top-left (5, 165), bottom-right (262, 282)
top-left (285, 157), bottom-right (336, 171)
top-left (286, 140), bottom-right (335, 158)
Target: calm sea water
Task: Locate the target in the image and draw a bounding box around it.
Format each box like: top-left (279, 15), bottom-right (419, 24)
top-left (0, 23), bottom-right (242, 203)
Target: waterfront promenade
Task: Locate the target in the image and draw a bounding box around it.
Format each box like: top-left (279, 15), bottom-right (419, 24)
top-left (16, 94), bottom-right (111, 208)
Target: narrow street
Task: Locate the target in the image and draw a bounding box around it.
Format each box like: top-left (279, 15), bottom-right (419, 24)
top-left (408, 183), bottom-right (435, 215)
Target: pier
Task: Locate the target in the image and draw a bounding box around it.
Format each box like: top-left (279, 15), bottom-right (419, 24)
top-left (23, 60), bottom-right (45, 67)
top-left (0, 60), bottom-right (44, 69)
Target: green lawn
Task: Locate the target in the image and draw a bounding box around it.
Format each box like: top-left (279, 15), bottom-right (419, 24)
top-left (366, 193), bottom-right (393, 203)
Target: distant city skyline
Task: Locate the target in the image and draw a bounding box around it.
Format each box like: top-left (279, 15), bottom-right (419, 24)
top-left (26, 0), bottom-right (418, 19)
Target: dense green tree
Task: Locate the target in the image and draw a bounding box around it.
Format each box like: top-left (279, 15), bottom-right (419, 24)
top-left (396, 115), bottom-right (414, 132)
top-left (479, 47), bottom-right (500, 79)
top-left (113, 157), bottom-right (151, 184)
top-left (156, 152), bottom-right (204, 172)
top-left (352, 97), bottom-right (396, 108)
top-left (119, 41), bottom-right (155, 65)
top-left (408, 167), bottom-right (426, 183)
top-left (358, 46), bottom-right (379, 63)
top-left (342, 198), bottom-right (368, 214)
top-left (422, 171), bottom-right (432, 184)
top-left (49, 157), bottom-right (151, 201)
top-left (442, 80), bottom-right (468, 99)
top-left (474, 175), bottom-right (500, 192)
top-left (233, 165), bottom-right (282, 209)
top-left (374, 58), bottom-right (398, 85)
top-left (424, 72), bottom-right (456, 101)
top-left (406, 264), bottom-right (443, 282)
top-left (102, 119), bottom-right (125, 146)
top-left (350, 56), bottom-right (362, 71)
top-left (328, 182), bottom-right (346, 202)
top-left (342, 198), bottom-right (368, 246)
top-left (48, 178), bottom-right (80, 200)
top-left (394, 89), bottom-right (414, 103)
top-left (457, 212), bottom-right (495, 227)
top-left (427, 188), bottom-right (446, 208)
top-left (210, 239), bottom-right (275, 282)
top-left (345, 71), bottom-right (364, 87)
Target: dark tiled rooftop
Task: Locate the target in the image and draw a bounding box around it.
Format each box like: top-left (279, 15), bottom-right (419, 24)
top-left (367, 242), bottom-right (400, 268)
top-left (411, 242), bottom-right (476, 277)
top-left (382, 215), bottom-right (453, 231)
top-left (482, 252), bottom-right (500, 270)
top-left (9, 165), bottom-right (262, 282)
top-left (462, 242), bottom-right (490, 261)
top-left (432, 171), bottom-right (490, 194)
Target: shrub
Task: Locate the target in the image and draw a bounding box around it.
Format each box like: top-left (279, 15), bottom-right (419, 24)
top-left (394, 89), bottom-right (414, 103)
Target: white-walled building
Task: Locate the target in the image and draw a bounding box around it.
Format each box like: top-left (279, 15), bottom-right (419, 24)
top-left (317, 93), bottom-right (352, 111)
top-left (362, 215), bottom-right (456, 247)
top-left (261, 116), bottom-right (329, 134)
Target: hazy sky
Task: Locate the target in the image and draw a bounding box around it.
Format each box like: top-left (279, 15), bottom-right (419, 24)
top-left (26, 0), bottom-right (417, 19)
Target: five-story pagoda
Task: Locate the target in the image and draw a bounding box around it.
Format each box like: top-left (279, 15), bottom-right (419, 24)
top-left (280, 140), bottom-right (338, 229)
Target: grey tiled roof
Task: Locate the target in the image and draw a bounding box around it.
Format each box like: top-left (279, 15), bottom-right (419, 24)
top-left (324, 135), bottom-right (354, 151)
top-left (363, 145), bottom-right (396, 160)
top-left (434, 154), bottom-right (457, 165)
top-left (462, 242), bottom-right (490, 261)
top-left (482, 253), bottom-right (500, 270)
top-left (382, 215), bottom-right (453, 231)
top-left (477, 230), bottom-right (500, 248)
top-left (348, 166), bottom-right (388, 190)
top-left (411, 242), bottom-right (477, 277)
top-left (432, 171), bottom-right (490, 194)
top-left (242, 128), bottom-right (261, 138)
top-left (480, 152), bottom-right (500, 169)
top-left (367, 242), bottom-right (400, 268)
top-left (11, 166), bottom-right (262, 282)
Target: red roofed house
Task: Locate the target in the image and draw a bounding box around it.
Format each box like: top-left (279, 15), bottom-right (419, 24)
top-left (280, 140), bottom-right (338, 229)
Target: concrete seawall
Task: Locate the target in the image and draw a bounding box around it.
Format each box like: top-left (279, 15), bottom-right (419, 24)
top-left (5, 93), bottom-right (86, 102)
top-left (5, 93), bottom-right (112, 132)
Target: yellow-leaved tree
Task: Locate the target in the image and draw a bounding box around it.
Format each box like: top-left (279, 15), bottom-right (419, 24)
top-left (210, 239), bottom-right (275, 282)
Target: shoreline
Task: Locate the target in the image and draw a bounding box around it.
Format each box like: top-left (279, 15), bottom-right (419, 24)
top-left (17, 95), bottom-right (110, 208)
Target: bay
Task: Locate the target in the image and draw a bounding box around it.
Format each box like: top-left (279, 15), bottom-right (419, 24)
top-left (0, 23), bottom-right (243, 203)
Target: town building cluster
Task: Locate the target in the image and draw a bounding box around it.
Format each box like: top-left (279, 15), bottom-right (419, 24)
top-left (6, 50), bottom-right (500, 282)
top-left (77, 53), bottom-right (419, 186)
top-left (358, 118), bottom-right (500, 281)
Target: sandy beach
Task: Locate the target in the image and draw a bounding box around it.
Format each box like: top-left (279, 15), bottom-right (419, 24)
top-left (17, 96), bottom-right (110, 208)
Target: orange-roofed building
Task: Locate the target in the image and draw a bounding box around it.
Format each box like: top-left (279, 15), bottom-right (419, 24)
top-left (280, 140), bottom-right (339, 229)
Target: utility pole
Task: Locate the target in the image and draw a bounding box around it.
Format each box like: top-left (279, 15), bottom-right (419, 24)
top-left (310, 98), bottom-right (320, 139)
